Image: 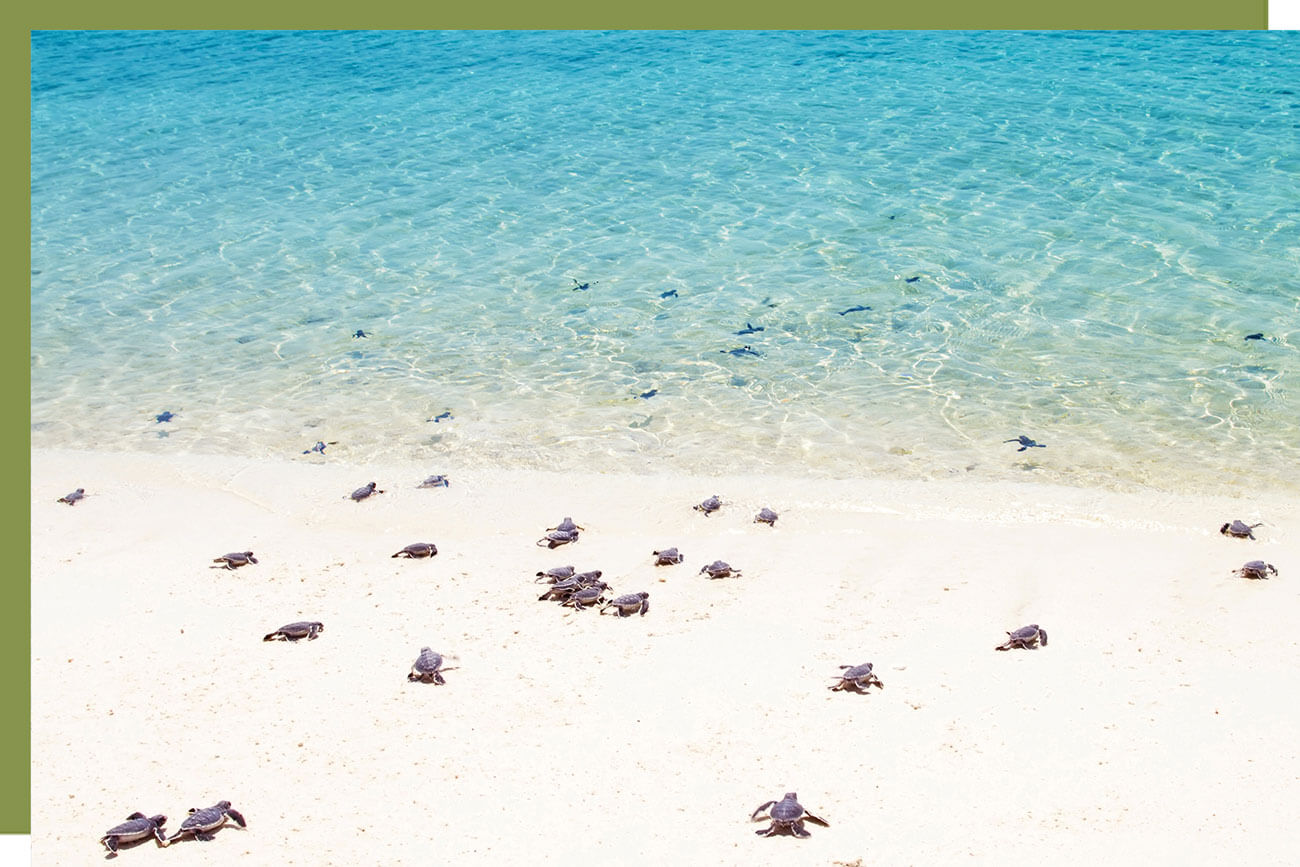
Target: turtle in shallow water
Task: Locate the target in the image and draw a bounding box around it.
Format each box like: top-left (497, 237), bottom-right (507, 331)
top-left (101, 812), bottom-right (168, 852)
top-left (263, 621), bottom-right (324, 642)
top-left (694, 495), bottom-right (722, 516)
top-left (392, 542), bottom-right (437, 559)
top-left (1235, 560), bottom-right (1278, 580)
top-left (57, 487), bottom-right (85, 505)
top-left (213, 551), bottom-right (258, 570)
top-left (1220, 520), bottom-right (1263, 539)
top-left (653, 547), bottom-right (684, 566)
top-left (829, 662), bottom-right (884, 692)
top-left (167, 801), bottom-right (245, 844)
top-left (347, 481), bottom-right (384, 502)
top-left (1004, 435), bottom-right (1046, 452)
top-left (535, 565), bottom-right (576, 583)
top-left (601, 591), bottom-right (650, 617)
top-left (754, 507), bottom-right (779, 526)
top-left (751, 792), bottom-right (830, 838)
top-left (537, 528), bottom-right (579, 549)
top-left (154, 410), bottom-right (175, 423)
top-left (996, 624), bottom-right (1047, 651)
top-left (418, 474), bottom-right (450, 489)
top-left (408, 647), bottom-right (454, 684)
top-left (700, 560), bottom-right (740, 579)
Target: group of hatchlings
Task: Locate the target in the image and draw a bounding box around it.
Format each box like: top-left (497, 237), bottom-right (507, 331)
top-left (59, 480), bottom-right (1278, 848)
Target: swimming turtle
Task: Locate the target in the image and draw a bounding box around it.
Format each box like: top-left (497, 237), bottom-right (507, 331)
top-left (837, 304), bottom-right (871, 316)
top-left (167, 801), bottom-right (245, 844)
top-left (754, 507), bottom-right (778, 526)
top-left (694, 495), bottom-right (722, 516)
top-left (155, 411), bottom-right (175, 423)
top-left (302, 441), bottom-right (337, 455)
top-left (700, 560), bottom-right (740, 579)
top-left (1244, 333), bottom-right (1265, 341)
top-left (57, 487), bottom-right (85, 505)
top-left (418, 474), bottom-right (450, 488)
top-left (1220, 520), bottom-right (1263, 539)
top-left (213, 551), bottom-right (258, 570)
top-left (353, 329), bottom-right (369, 338)
top-left (1236, 560), bottom-right (1278, 580)
top-left (429, 411), bottom-right (453, 423)
top-left (636, 389), bottom-right (658, 399)
top-left (660, 289), bottom-right (678, 299)
top-left (263, 621), bottom-right (324, 642)
top-left (721, 345), bottom-right (762, 358)
top-left (601, 591), bottom-right (650, 617)
top-left (736, 322), bottom-right (765, 336)
top-left (996, 624), bottom-right (1047, 651)
top-left (347, 481), bottom-right (383, 502)
top-left (571, 278), bottom-right (597, 291)
top-left (392, 542), bottom-right (437, 559)
top-left (653, 547), bottom-right (684, 566)
top-left (535, 565), bottom-right (576, 583)
top-left (751, 792), bottom-right (829, 838)
top-left (408, 647), bottom-right (454, 684)
top-left (537, 528), bottom-right (579, 549)
top-left (100, 812), bottom-right (167, 852)
top-left (561, 583), bottom-right (609, 610)
top-left (829, 662), bottom-right (884, 692)
top-left (1004, 435), bottom-right (1046, 452)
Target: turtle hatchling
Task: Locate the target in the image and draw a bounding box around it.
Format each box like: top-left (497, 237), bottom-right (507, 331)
top-left (1220, 520), bottom-right (1263, 539)
top-left (829, 662), bottom-right (884, 692)
top-left (57, 487), bottom-right (85, 505)
top-left (213, 551), bottom-right (257, 570)
top-left (694, 495), bottom-right (722, 516)
top-left (653, 547), bottom-right (684, 566)
top-left (996, 624), bottom-right (1047, 651)
top-left (561, 583), bottom-right (609, 610)
top-left (347, 481), bottom-right (384, 502)
top-left (100, 812), bottom-right (167, 852)
top-left (537, 528), bottom-right (579, 549)
top-left (418, 474), bottom-right (450, 489)
top-left (408, 647), bottom-right (454, 684)
top-left (601, 591), bottom-right (650, 617)
top-left (700, 560), bottom-right (741, 579)
top-left (754, 507), bottom-right (778, 526)
top-left (392, 542), bottom-right (438, 559)
top-left (1236, 560), bottom-right (1278, 580)
top-left (1004, 435), bottom-right (1046, 452)
top-left (538, 571), bottom-right (604, 602)
top-left (548, 517), bottom-right (584, 534)
top-left (167, 800), bottom-right (246, 844)
top-left (263, 620), bottom-right (324, 642)
top-left (535, 565), bottom-right (576, 583)
top-left (751, 792), bottom-right (830, 838)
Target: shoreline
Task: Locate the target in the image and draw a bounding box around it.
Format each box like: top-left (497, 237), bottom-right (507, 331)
top-left (31, 447), bottom-right (1299, 864)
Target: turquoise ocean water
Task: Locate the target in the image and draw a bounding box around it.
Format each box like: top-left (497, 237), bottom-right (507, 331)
top-left (30, 31), bottom-right (1300, 494)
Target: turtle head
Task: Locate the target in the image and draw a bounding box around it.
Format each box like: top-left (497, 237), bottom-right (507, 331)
top-left (215, 800), bottom-right (232, 810)
top-left (149, 815), bottom-right (167, 827)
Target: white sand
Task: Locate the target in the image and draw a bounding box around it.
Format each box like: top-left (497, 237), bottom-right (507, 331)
top-left (31, 447), bottom-right (1300, 864)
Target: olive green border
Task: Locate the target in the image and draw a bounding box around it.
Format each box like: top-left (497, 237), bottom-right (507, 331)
top-left (11, 0), bottom-right (1271, 840)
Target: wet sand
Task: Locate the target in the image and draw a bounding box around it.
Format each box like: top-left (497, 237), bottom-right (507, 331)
top-left (31, 447), bottom-right (1300, 864)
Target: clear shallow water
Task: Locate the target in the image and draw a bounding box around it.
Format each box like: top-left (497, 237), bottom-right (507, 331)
top-left (30, 31), bottom-right (1300, 494)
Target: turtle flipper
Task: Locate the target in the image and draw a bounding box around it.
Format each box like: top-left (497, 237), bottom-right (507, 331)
top-left (751, 800), bottom-right (776, 821)
top-left (754, 824), bottom-right (778, 837)
top-left (1038, 628), bottom-right (1048, 646)
top-left (802, 811), bottom-right (830, 827)
top-left (194, 831), bottom-right (214, 842)
top-left (226, 808), bottom-right (246, 828)
top-left (790, 820), bottom-right (811, 838)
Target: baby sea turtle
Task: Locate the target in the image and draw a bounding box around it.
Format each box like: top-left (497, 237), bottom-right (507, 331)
top-left (1244, 333), bottom-right (1265, 341)
top-left (694, 495), bottom-right (722, 516)
top-left (154, 410), bottom-right (175, 423)
top-left (101, 812), bottom-right (168, 853)
top-left (754, 507), bottom-right (778, 526)
top-left (837, 304), bottom-right (871, 316)
top-left (653, 547), bottom-right (684, 566)
top-left (408, 647), bottom-right (454, 684)
top-left (751, 792), bottom-right (829, 838)
top-left (213, 551), bottom-right (258, 570)
top-left (561, 583), bottom-right (609, 610)
top-left (736, 322), bottom-right (765, 335)
top-left (1220, 520), bottom-right (1263, 539)
top-left (57, 487), bottom-right (85, 505)
top-left (263, 621), bottom-right (324, 642)
top-left (392, 542), bottom-right (438, 559)
top-left (1004, 435), bottom-right (1046, 451)
top-left (601, 591), bottom-right (650, 617)
top-left (721, 345), bottom-right (762, 357)
top-left (418, 474), bottom-right (450, 489)
top-left (347, 481), bottom-right (384, 502)
top-left (829, 662), bottom-right (884, 692)
top-left (1236, 560), bottom-right (1278, 579)
top-left (636, 388), bottom-right (658, 399)
top-left (549, 517), bottom-right (584, 534)
top-left (167, 800), bottom-right (246, 844)
top-left (535, 565), bottom-right (576, 583)
top-left (539, 572), bottom-right (605, 602)
top-left (700, 560), bottom-right (740, 579)
top-left (429, 410), bottom-right (453, 423)
top-left (660, 289), bottom-right (678, 299)
top-left (537, 528), bottom-right (579, 549)
top-left (996, 624), bottom-right (1047, 651)
top-left (302, 440), bottom-right (338, 455)
top-left (571, 278), bottom-right (597, 291)
top-left (353, 329), bottom-right (369, 338)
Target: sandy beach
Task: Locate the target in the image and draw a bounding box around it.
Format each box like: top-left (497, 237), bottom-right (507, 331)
top-left (30, 447), bottom-right (1300, 864)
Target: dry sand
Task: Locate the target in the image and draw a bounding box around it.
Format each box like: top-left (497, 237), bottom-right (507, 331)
top-left (30, 447), bottom-right (1300, 864)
